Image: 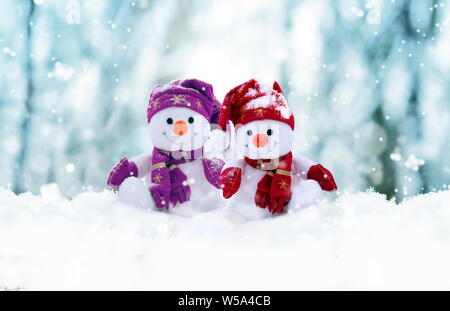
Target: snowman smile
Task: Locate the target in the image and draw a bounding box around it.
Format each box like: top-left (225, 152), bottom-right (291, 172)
top-left (246, 140), bottom-right (279, 154)
top-left (162, 131), bottom-right (175, 142)
top-left (162, 130), bottom-right (199, 143)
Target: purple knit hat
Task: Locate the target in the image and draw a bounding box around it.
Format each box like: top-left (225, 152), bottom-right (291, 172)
top-left (147, 79), bottom-right (221, 124)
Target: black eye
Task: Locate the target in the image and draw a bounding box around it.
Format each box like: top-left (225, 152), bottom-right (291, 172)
top-left (188, 117), bottom-right (194, 124)
top-left (267, 129), bottom-right (273, 136)
top-left (166, 118), bottom-right (173, 124)
top-left (247, 130), bottom-right (253, 136)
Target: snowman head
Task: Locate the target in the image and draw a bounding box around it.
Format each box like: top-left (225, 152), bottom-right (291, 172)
top-left (149, 107), bottom-right (211, 151)
top-left (147, 79), bottom-right (221, 151)
top-left (235, 119), bottom-right (294, 159)
top-left (218, 79), bottom-right (295, 160)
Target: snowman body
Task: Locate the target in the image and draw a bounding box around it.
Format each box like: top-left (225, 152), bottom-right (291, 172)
top-left (225, 160), bottom-right (323, 220)
top-left (120, 160), bottom-right (223, 216)
top-left (223, 119), bottom-right (324, 220)
top-left (118, 106), bottom-right (225, 216)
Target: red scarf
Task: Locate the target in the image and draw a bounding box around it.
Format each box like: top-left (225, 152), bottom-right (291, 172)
top-left (244, 152), bottom-right (293, 213)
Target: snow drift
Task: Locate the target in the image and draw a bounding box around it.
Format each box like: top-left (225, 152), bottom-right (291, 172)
top-left (1, 185), bottom-right (449, 290)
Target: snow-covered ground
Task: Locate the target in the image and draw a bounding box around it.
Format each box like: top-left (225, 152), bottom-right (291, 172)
top-left (1, 185), bottom-right (449, 290)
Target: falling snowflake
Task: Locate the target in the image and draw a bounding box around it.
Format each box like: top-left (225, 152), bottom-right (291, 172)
top-left (404, 155), bottom-right (425, 171)
top-left (390, 153), bottom-right (402, 162)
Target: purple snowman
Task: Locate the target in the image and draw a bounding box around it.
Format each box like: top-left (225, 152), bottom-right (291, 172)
top-left (107, 79), bottom-right (225, 216)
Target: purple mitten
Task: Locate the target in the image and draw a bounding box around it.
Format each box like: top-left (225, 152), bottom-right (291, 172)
top-left (107, 158), bottom-right (138, 189)
top-left (150, 184), bottom-right (171, 209)
top-left (202, 158), bottom-right (225, 189)
top-left (169, 167), bottom-right (191, 206)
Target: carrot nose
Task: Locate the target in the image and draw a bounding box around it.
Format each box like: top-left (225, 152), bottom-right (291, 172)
top-left (172, 120), bottom-right (189, 136)
top-left (252, 134), bottom-right (268, 148)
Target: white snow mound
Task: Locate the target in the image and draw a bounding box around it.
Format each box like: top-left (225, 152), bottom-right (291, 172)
top-left (1, 185), bottom-right (450, 290)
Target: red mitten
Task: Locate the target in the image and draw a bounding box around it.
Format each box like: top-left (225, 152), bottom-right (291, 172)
top-left (254, 174), bottom-right (272, 209)
top-left (307, 164), bottom-right (337, 191)
top-left (268, 175), bottom-right (292, 214)
top-left (220, 167), bottom-right (242, 199)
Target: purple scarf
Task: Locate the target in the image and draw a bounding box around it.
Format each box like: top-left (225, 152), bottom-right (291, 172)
top-left (150, 147), bottom-right (224, 208)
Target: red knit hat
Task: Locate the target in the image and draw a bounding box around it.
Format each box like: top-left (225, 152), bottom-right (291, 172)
top-left (218, 79), bottom-right (295, 130)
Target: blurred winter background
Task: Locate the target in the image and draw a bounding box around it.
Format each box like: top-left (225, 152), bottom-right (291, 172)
top-left (0, 0), bottom-right (449, 200)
